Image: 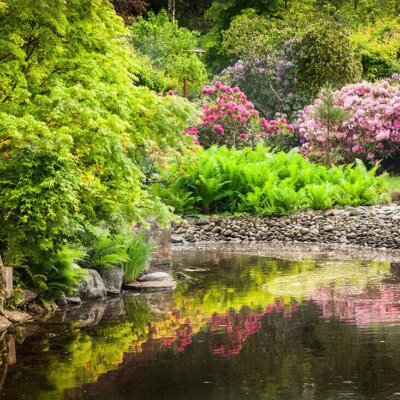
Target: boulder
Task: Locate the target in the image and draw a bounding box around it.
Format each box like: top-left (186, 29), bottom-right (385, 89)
top-left (77, 269), bottom-right (107, 300)
top-left (100, 267), bottom-right (124, 295)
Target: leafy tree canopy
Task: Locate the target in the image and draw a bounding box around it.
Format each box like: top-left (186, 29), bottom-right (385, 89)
top-left (130, 10), bottom-right (208, 97)
top-left (0, 0), bottom-right (194, 271)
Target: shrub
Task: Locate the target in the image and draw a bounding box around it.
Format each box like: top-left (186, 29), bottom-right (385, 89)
top-left (124, 233), bottom-right (153, 283)
top-left (351, 18), bottom-right (400, 81)
top-left (156, 145), bottom-right (387, 216)
top-left (218, 13), bottom-right (308, 118)
top-left (299, 80), bottom-right (400, 165)
top-left (290, 18), bottom-right (362, 98)
top-left (185, 82), bottom-right (297, 150)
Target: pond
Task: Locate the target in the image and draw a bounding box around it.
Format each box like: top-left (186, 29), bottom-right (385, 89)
top-left (2, 250), bottom-right (400, 400)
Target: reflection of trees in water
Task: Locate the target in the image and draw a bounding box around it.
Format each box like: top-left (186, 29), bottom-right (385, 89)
top-left (3, 255), bottom-right (400, 399)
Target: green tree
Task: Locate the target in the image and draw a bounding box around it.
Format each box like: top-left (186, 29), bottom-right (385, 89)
top-left (130, 10), bottom-right (208, 97)
top-left (291, 18), bottom-right (362, 97)
top-left (0, 0), bottom-right (194, 294)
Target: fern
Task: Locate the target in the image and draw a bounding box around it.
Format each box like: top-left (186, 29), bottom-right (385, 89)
top-left (156, 145), bottom-right (387, 217)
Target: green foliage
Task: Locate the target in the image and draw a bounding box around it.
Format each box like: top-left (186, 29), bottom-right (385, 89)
top-left (80, 227), bottom-right (129, 272)
top-left (124, 232), bottom-right (153, 283)
top-left (156, 145), bottom-right (387, 216)
top-left (291, 18), bottom-right (362, 97)
top-left (129, 10), bottom-right (208, 97)
top-left (0, 0), bottom-right (194, 296)
top-left (15, 246), bottom-right (86, 298)
top-left (351, 18), bottom-right (400, 80)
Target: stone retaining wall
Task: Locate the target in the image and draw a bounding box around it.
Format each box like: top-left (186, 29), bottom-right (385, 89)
top-left (172, 205), bottom-right (400, 250)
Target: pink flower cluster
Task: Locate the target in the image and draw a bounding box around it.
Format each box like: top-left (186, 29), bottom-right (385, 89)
top-left (185, 82), bottom-right (294, 148)
top-left (261, 118), bottom-right (295, 137)
top-left (299, 81), bottom-right (400, 164)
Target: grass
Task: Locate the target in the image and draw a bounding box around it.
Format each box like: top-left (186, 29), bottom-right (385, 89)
top-left (387, 176), bottom-right (400, 192)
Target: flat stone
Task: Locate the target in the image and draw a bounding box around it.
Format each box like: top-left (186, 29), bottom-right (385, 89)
top-left (184, 268), bottom-right (210, 273)
top-left (2, 310), bottom-right (32, 324)
top-left (0, 316), bottom-right (11, 331)
top-left (124, 279), bottom-right (176, 292)
top-left (138, 272), bottom-right (172, 282)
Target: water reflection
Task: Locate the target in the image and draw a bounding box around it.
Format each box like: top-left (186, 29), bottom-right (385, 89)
top-left (1, 252), bottom-right (400, 399)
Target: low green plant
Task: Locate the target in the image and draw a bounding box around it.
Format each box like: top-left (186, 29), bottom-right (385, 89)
top-left (14, 246), bottom-right (86, 298)
top-left (124, 233), bottom-right (153, 283)
top-left (81, 227), bottom-right (130, 272)
top-left (156, 145), bottom-right (387, 216)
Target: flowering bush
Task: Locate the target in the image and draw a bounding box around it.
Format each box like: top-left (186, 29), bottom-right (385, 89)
top-left (216, 48), bottom-right (307, 119)
top-left (184, 82), bottom-right (296, 149)
top-left (299, 80), bottom-right (400, 165)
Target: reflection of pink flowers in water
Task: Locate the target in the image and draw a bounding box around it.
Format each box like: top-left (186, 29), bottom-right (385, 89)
top-left (210, 300), bottom-right (299, 358)
top-left (308, 285), bottom-right (400, 325)
top-left (158, 299), bottom-right (299, 357)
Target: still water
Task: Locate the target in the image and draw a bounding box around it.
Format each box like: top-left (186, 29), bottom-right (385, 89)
top-left (2, 251), bottom-right (400, 399)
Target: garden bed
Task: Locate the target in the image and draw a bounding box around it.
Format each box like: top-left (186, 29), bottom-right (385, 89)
top-left (172, 205), bottom-right (400, 251)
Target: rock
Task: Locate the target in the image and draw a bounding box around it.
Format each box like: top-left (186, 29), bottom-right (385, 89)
top-left (171, 235), bottom-right (184, 244)
top-left (170, 205), bottom-right (400, 250)
top-left (124, 279), bottom-right (176, 292)
top-left (56, 293), bottom-right (68, 308)
top-left (101, 267), bottom-right (123, 295)
top-left (125, 272), bottom-right (176, 292)
top-left (184, 268), bottom-right (210, 273)
top-left (27, 303), bottom-right (46, 315)
top-left (177, 272), bottom-right (192, 281)
top-left (138, 272), bottom-right (172, 282)
top-left (210, 215), bottom-right (221, 223)
top-left (16, 290), bottom-right (38, 306)
top-left (2, 310), bottom-right (32, 324)
top-left (323, 225), bottom-right (334, 232)
top-left (66, 296), bottom-right (82, 305)
top-left (0, 316), bottom-right (11, 331)
top-left (77, 269), bottom-right (107, 300)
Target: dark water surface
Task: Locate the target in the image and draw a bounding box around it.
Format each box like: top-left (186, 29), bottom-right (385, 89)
top-left (2, 251), bottom-right (400, 399)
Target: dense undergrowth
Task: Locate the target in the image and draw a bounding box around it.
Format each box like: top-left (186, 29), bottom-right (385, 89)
top-left (155, 146), bottom-right (387, 216)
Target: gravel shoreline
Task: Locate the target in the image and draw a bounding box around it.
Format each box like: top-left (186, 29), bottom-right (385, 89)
top-left (172, 205), bottom-right (400, 252)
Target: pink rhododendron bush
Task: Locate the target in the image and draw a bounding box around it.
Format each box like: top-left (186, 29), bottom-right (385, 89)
top-left (185, 82), bottom-right (297, 150)
top-left (299, 80), bottom-right (400, 164)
